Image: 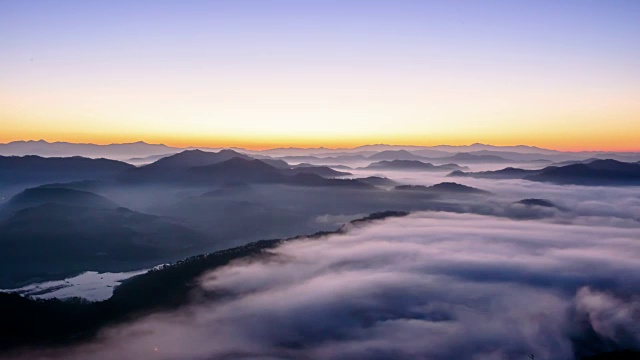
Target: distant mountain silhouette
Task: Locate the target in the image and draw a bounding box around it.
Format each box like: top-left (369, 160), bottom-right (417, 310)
top-left (429, 143), bottom-right (560, 155)
top-left (551, 158), bottom-right (602, 167)
top-left (525, 159), bottom-right (640, 185)
top-left (187, 157), bottom-right (283, 184)
top-left (258, 158), bottom-right (291, 169)
top-left (5, 140), bottom-right (636, 165)
top-left (449, 159), bottom-right (640, 185)
top-left (592, 153), bottom-right (640, 163)
top-left (285, 173), bottom-right (371, 188)
top-left (0, 140), bottom-right (177, 160)
top-left (311, 150), bottom-right (379, 157)
top-left (276, 155), bottom-right (321, 163)
top-left (356, 176), bottom-right (399, 188)
top-left (253, 146), bottom-right (333, 157)
top-left (323, 164), bottom-right (353, 170)
top-left (119, 149), bottom-right (251, 182)
top-left (283, 166), bottom-right (351, 177)
top-left (463, 150), bottom-right (565, 163)
top-left (289, 162), bottom-right (353, 170)
top-left (122, 150), bottom-right (365, 187)
top-left (403, 148), bottom-right (453, 158)
top-left (255, 160), bottom-right (354, 175)
top-left (146, 149), bottom-right (250, 168)
top-left (192, 158), bottom-right (357, 185)
top-left (328, 155), bottom-right (369, 162)
top-left (394, 182), bottom-right (490, 194)
top-left (573, 159), bottom-right (638, 172)
top-left (36, 180), bottom-right (105, 192)
top-left (290, 162), bottom-right (316, 167)
top-left (2, 187), bottom-right (118, 214)
top-left (448, 167), bottom-right (541, 179)
top-left (367, 150), bottom-right (427, 161)
top-left (0, 155), bottom-right (134, 185)
top-left (364, 160), bottom-right (467, 171)
top-left (435, 152), bottom-right (512, 163)
top-left (278, 154), bottom-right (368, 164)
top-left (126, 153), bottom-right (177, 165)
top-left (257, 143), bottom-right (560, 156)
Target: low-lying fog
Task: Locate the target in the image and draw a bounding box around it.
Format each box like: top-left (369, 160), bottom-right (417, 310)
top-left (347, 166), bottom-right (640, 224)
top-left (14, 211), bottom-right (640, 360)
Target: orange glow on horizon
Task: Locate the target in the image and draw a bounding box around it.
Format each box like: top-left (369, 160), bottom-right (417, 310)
top-left (1, 131), bottom-right (639, 153)
top-left (3, 1), bottom-right (639, 156)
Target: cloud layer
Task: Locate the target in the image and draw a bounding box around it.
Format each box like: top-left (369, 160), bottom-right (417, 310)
top-left (16, 211), bottom-right (640, 360)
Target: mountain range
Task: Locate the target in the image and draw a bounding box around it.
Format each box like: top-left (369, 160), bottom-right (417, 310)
top-left (119, 150), bottom-right (361, 187)
top-left (2, 148), bottom-right (639, 291)
top-left (449, 159), bottom-right (640, 185)
top-left (3, 140), bottom-right (639, 164)
top-left (0, 140), bottom-right (181, 160)
top-left (0, 155), bottom-right (133, 186)
top-left (363, 160), bottom-right (468, 171)
top-left (394, 182), bottom-right (490, 195)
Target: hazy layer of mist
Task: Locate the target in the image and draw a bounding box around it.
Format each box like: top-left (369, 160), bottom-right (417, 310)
top-left (12, 210), bottom-right (640, 360)
top-left (348, 167), bottom-right (640, 223)
top-left (2, 150), bottom-right (639, 289)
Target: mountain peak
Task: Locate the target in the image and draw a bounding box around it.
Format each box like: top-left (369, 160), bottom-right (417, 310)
top-left (394, 182), bottom-right (489, 194)
top-left (515, 198), bottom-right (557, 208)
top-left (5, 187), bottom-right (118, 213)
top-left (144, 149), bottom-right (251, 169)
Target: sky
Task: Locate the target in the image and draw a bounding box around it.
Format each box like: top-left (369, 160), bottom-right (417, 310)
top-left (1, 0), bottom-right (639, 151)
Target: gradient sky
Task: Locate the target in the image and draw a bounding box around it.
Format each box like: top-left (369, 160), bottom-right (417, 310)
top-left (1, 0), bottom-right (639, 150)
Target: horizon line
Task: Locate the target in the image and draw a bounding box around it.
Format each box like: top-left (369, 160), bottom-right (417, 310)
top-left (1, 138), bottom-right (640, 154)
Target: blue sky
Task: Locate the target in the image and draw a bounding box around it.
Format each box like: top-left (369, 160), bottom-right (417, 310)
top-left (1, 0), bottom-right (639, 149)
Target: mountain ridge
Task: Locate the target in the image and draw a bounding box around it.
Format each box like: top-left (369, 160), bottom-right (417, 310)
top-left (449, 159), bottom-right (640, 185)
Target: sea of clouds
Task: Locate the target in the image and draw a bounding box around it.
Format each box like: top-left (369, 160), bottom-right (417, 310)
top-left (15, 209), bottom-right (640, 360)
